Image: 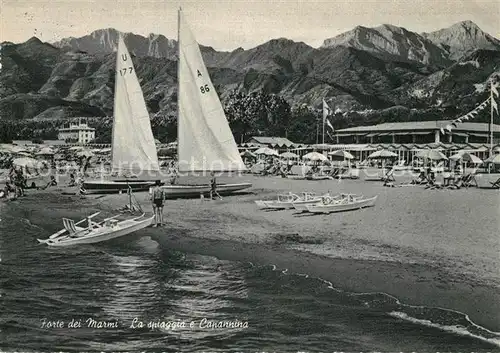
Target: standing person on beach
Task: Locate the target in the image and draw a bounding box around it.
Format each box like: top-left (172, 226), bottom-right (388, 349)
top-left (150, 180), bottom-right (165, 227)
top-left (209, 171), bottom-right (222, 200)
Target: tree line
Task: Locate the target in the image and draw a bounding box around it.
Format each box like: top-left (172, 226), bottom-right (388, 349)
top-left (0, 90), bottom-right (490, 145)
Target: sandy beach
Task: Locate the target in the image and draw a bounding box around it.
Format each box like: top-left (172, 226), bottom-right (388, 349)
top-left (7, 172), bottom-right (499, 334)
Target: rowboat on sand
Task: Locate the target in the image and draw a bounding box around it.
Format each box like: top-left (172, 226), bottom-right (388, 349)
top-left (305, 195), bottom-right (378, 214)
top-left (38, 188), bottom-right (153, 247)
top-left (37, 212), bottom-right (154, 247)
top-left (292, 193), bottom-right (343, 212)
top-left (256, 192), bottom-right (325, 210)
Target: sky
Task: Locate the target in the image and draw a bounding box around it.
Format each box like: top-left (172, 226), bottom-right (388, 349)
top-left (1, 0), bottom-right (499, 50)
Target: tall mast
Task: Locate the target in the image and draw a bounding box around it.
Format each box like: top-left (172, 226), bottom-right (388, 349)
top-left (490, 82), bottom-right (494, 159)
top-left (177, 7), bottom-right (181, 163)
top-left (315, 117), bottom-right (319, 144)
top-left (322, 113), bottom-right (325, 144)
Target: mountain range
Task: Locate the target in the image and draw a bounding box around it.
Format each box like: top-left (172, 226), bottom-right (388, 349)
top-left (1, 20), bottom-right (499, 131)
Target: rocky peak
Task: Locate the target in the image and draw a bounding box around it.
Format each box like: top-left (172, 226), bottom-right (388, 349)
top-left (321, 24), bottom-right (449, 67)
top-left (422, 20), bottom-right (500, 60)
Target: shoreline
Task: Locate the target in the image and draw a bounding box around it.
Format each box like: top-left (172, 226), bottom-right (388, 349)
top-left (6, 174), bottom-right (500, 332)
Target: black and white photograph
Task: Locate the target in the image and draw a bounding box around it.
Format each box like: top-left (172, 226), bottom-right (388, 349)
top-left (0, 0), bottom-right (499, 351)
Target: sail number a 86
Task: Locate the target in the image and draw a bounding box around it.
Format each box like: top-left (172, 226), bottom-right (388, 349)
top-left (200, 84), bottom-right (210, 94)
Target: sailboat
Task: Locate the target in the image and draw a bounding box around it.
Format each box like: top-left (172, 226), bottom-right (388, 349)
top-left (81, 36), bottom-right (162, 194)
top-left (161, 9), bottom-right (252, 198)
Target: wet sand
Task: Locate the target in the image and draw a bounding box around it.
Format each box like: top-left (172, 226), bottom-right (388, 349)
top-left (9, 173), bottom-right (500, 331)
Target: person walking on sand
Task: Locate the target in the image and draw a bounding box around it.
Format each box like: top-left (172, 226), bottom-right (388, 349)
top-left (209, 171), bottom-right (222, 200)
top-left (150, 180), bottom-right (165, 227)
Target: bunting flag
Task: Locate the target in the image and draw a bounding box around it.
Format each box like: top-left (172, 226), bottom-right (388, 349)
top-left (442, 96), bottom-right (492, 133)
top-left (326, 118), bottom-right (334, 132)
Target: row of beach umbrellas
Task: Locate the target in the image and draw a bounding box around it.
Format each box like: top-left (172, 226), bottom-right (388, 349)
top-left (242, 148), bottom-right (355, 162)
top-left (368, 148), bottom-right (500, 165)
top-left (242, 147), bottom-right (500, 165)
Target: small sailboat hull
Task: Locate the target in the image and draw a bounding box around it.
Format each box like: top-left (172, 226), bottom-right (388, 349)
top-left (38, 215), bottom-right (154, 247)
top-left (161, 182), bottom-right (252, 198)
top-left (305, 175), bottom-right (333, 180)
top-left (305, 196), bottom-right (378, 214)
top-left (81, 180), bottom-right (160, 194)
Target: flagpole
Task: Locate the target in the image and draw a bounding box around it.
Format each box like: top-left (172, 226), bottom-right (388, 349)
top-left (316, 117), bottom-right (319, 144)
top-left (490, 84), bottom-right (494, 158)
top-left (322, 114), bottom-right (325, 144)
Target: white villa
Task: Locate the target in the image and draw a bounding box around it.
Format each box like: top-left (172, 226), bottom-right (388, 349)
top-left (58, 119), bottom-right (96, 144)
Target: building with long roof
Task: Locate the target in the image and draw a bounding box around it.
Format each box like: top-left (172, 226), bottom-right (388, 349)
top-left (319, 121), bottom-right (500, 162)
top-left (335, 121), bottom-right (500, 145)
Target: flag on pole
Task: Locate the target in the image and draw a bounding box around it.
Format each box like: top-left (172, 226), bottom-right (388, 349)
top-left (326, 118), bottom-right (334, 132)
top-left (493, 99), bottom-right (498, 114)
top-left (492, 82), bottom-right (499, 97)
top-left (322, 99), bottom-right (331, 122)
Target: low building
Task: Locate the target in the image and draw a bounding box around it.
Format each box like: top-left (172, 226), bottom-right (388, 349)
top-left (243, 136), bottom-right (297, 149)
top-left (335, 121), bottom-right (500, 145)
top-left (314, 121), bottom-right (500, 162)
top-left (58, 120), bottom-right (96, 144)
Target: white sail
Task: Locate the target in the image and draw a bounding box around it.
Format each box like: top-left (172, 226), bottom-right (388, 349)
top-left (177, 9), bottom-right (246, 172)
top-left (111, 36), bottom-right (160, 174)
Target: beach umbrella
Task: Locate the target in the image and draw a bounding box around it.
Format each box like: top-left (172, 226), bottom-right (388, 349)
top-left (302, 152), bottom-right (328, 162)
top-left (69, 146), bottom-right (84, 151)
top-left (415, 149), bottom-right (448, 161)
top-left (254, 147), bottom-right (279, 156)
top-left (449, 152), bottom-right (483, 164)
top-left (367, 150), bottom-right (398, 159)
top-left (76, 150), bottom-right (94, 158)
top-left (280, 151), bottom-right (299, 159)
top-left (484, 154), bottom-right (500, 164)
top-left (13, 157), bottom-right (43, 169)
top-left (328, 150), bottom-right (354, 160)
top-left (36, 147), bottom-right (55, 156)
top-left (415, 149), bottom-right (444, 160)
top-left (240, 150), bottom-right (257, 158)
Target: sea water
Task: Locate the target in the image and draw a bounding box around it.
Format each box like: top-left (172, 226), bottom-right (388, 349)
top-left (0, 194), bottom-right (499, 352)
